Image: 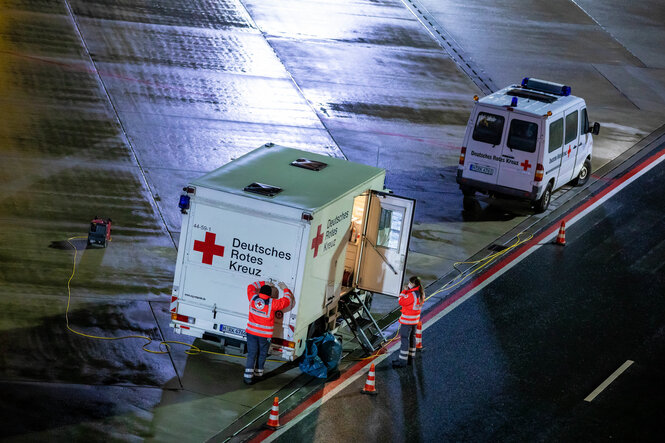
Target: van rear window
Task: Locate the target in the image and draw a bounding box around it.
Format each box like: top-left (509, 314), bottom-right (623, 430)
top-left (507, 119), bottom-right (538, 153)
top-left (472, 112), bottom-right (504, 145)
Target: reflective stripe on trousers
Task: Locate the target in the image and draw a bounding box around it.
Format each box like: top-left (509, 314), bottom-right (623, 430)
top-left (245, 333), bottom-right (271, 379)
top-left (398, 323), bottom-right (417, 361)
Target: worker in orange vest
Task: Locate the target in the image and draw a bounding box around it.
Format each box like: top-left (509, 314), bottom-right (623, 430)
top-left (393, 276), bottom-right (425, 368)
top-left (244, 280), bottom-right (293, 384)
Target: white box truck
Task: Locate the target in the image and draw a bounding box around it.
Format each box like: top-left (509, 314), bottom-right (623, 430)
top-left (170, 143), bottom-right (415, 360)
top-left (457, 77), bottom-right (600, 212)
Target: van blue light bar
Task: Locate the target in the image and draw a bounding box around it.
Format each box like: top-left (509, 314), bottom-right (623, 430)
top-left (521, 77), bottom-right (571, 96)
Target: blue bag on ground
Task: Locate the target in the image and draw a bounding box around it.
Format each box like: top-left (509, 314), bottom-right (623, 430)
top-left (299, 333), bottom-right (342, 378)
top-left (299, 337), bottom-right (328, 378)
top-left (318, 333), bottom-right (342, 371)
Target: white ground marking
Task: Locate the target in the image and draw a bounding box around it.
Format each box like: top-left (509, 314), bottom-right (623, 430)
top-left (584, 360), bottom-right (634, 402)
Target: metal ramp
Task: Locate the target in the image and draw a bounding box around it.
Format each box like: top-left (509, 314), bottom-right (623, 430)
top-left (338, 290), bottom-right (386, 355)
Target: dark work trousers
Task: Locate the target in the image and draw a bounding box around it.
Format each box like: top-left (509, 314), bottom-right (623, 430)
top-left (396, 323), bottom-right (417, 366)
top-left (245, 333), bottom-right (271, 381)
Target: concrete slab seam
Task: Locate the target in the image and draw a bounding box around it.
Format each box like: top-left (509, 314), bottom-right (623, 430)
top-left (401, 0), bottom-right (496, 94)
top-left (569, 0), bottom-right (647, 68)
top-left (236, 0), bottom-right (345, 160)
top-left (61, 0), bottom-right (177, 248)
top-left (592, 64), bottom-right (641, 110)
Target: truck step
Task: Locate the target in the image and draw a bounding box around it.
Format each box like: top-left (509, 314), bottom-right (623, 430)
top-left (339, 291), bottom-right (385, 355)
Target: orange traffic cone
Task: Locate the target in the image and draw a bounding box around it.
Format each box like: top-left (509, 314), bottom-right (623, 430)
top-left (361, 363), bottom-right (378, 395)
top-left (415, 322), bottom-right (424, 351)
top-left (555, 221), bottom-right (566, 246)
top-left (264, 397), bottom-right (283, 430)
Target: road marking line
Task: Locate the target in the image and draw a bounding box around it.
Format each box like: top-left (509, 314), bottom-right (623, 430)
top-left (584, 360), bottom-right (634, 402)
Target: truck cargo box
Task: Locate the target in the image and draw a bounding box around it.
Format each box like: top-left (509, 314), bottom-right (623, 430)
top-left (170, 143), bottom-right (414, 360)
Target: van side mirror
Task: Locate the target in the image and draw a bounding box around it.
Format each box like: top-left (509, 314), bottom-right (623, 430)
top-left (589, 122), bottom-right (600, 135)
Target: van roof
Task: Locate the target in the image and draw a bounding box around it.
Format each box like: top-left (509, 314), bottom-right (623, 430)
top-left (478, 83), bottom-right (585, 117)
top-left (192, 144), bottom-right (385, 211)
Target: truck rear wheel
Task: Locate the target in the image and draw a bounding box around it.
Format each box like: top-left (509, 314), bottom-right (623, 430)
top-left (535, 183), bottom-right (552, 213)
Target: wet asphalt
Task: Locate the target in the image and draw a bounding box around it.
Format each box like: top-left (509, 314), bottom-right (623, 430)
top-left (1, 0), bottom-right (665, 441)
top-left (275, 140), bottom-right (665, 443)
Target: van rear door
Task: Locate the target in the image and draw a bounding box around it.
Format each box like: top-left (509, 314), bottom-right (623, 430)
top-left (356, 191), bottom-right (415, 297)
top-left (462, 109), bottom-right (508, 186)
top-left (496, 115), bottom-right (540, 192)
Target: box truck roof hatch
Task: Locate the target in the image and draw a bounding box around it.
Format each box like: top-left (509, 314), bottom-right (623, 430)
top-left (192, 144), bottom-right (385, 211)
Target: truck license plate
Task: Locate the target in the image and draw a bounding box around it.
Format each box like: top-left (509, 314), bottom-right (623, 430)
top-left (470, 163), bottom-right (494, 175)
top-left (221, 324), bottom-right (247, 337)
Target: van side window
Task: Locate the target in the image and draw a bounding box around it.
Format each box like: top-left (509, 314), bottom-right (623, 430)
top-left (565, 110), bottom-right (578, 144)
top-left (581, 108), bottom-right (589, 135)
top-left (548, 118), bottom-right (563, 153)
top-left (472, 112), bottom-right (504, 145)
top-left (507, 119), bottom-right (538, 153)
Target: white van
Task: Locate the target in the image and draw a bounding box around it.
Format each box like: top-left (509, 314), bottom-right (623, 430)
top-left (456, 77), bottom-right (600, 212)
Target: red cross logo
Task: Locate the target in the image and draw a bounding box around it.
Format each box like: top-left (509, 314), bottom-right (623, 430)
top-left (567, 146), bottom-right (572, 157)
top-left (311, 224), bottom-right (324, 257)
top-left (193, 232), bottom-right (225, 265)
top-left (520, 159), bottom-right (532, 171)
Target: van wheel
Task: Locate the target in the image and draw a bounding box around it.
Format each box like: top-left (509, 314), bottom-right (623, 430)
top-left (535, 183), bottom-right (552, 213)
top-left (573, 159), bottom-right (591, 186)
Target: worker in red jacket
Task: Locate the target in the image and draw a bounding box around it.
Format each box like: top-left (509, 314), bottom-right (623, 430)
top-left (244, 280), bottom-right (293, 384)
top-left (393, 276), bottom-right (425, 368)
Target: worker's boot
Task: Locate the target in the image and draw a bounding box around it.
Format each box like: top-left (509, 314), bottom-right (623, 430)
top-left (253, 369), bottom-right (264, 382)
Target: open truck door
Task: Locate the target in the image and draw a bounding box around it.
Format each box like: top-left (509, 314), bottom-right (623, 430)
top-left (356, 191), bottom-right (415, 296)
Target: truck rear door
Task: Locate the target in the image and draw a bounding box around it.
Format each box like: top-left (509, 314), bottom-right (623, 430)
top-left (497, 115), bottom-right (540, 192)
top-left (177, 202), bottom-right (304, 333)
top-left (462, 109), bottom-right (508, 186)
top-left (356, 191), bottom-right (415, 297)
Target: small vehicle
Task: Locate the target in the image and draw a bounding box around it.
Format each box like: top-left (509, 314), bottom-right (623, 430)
top-left (456, 77), bottom-right (600, 212)
top-left (87, 217), bottom-right (112, 248)
top-left (170, 143), bottom-right (415, 360)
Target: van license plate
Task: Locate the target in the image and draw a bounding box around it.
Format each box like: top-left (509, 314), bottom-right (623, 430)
top-left (221, 324), bottom-right (247, 337)
top-left (470, 163), bottom-right (494, 175)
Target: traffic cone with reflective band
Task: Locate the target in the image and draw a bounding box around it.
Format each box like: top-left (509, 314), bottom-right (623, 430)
top-left (361, 363), bottom-right (378, 395)
top-left (264, 397), bottom-right (283, 430)
top-left (415, 322), bottom-right (424, 350)
top-left (555, 221), bottom-right (566, 246)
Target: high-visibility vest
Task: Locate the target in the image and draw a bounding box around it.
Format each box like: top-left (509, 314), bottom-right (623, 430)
top-left (398, 286), bottom-right (423, 325)
top-left (246, 281), bottom-right (292, 338)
